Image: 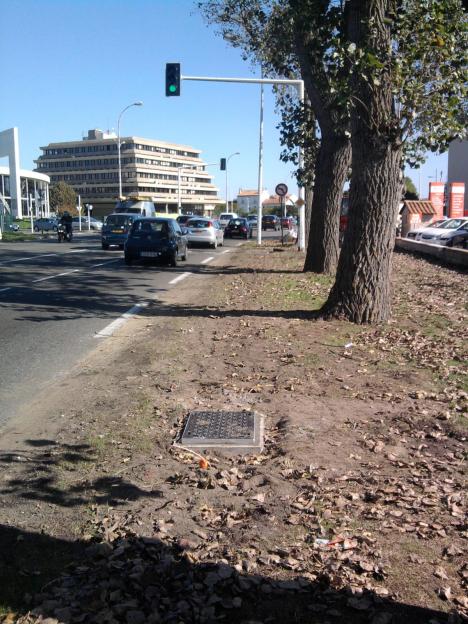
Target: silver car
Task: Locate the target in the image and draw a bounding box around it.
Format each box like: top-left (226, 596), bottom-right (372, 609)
top-left (417, 217), bottom-right (468, 247)
top-left (186, 217), bottom-right (224, 249)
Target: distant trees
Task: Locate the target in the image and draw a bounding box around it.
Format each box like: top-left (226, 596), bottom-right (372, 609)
top-left (49, 182), bottom-right (77, 215)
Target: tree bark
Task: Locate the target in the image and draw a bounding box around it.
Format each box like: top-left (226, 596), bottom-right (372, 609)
top-left (303, 134), bottom-right (351, 274)
top-left (322, 0), bottom-right (402, 323)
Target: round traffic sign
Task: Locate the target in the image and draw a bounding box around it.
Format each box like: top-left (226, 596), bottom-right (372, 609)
top-left (275, 183), bottom-right (288, 197)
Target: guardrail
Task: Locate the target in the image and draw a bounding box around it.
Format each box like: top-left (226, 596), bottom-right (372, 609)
top-left (395, 237), bottom-right (468, 269)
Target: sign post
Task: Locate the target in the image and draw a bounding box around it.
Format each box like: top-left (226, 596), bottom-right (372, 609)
top-left (275, 183), bottom-right (288, 246)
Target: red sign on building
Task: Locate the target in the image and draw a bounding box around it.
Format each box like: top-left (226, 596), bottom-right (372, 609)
top-left (428, 182), bottom-right (445, 219)
top-left (448, 182), bottom-right (465, 218)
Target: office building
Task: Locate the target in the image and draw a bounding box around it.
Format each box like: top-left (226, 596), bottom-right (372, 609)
top-left (35, 129), bottom-right (222, 217)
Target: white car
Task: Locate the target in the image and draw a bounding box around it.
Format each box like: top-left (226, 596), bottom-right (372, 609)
top-left (406, 219), bottom-right (447, 239)
top-left (416, 217), bottom-right (468, 246)
top-left (219, 212), bottom-right (238, 228)
top-left (186, 217), bottom-right (224, 249)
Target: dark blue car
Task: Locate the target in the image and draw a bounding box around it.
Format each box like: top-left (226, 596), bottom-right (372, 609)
top-left (101, 213), bottom-right (138, 249)
top-left (124, 218), bottom-right (188, 267)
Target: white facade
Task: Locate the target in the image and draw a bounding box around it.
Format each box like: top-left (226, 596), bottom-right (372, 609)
top-left (236, 189), bottom-right (270, 213)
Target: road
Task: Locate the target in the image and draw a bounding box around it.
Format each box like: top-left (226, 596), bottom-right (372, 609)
top-left (0, 231), bottom-right (252, 427)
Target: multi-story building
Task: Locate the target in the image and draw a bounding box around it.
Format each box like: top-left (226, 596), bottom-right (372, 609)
top-left (35, 129), bottom-right (222, 217)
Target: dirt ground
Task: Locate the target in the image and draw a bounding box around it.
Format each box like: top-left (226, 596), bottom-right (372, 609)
top-left (0, 242), bottom-right (466, 624)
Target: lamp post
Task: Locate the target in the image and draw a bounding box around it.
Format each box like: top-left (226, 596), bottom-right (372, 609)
top-left (117, 101), bottom-right (143, 200)
top-left (225, 152), bottom-right (240, 211)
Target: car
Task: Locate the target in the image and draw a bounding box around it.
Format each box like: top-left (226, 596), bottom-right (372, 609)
top-left (124, 218), bottom-right (188, 266)
top-left (224, 217), bottom-right (253, 239)
top-left (406, 219), bottom-right (447, 239)
top-left (262, 215), bottom-right (280, 231)
top-left (247, 214), bottom-right (258, 227)
top-left (72, 216), bottom-right (103, 231)
top-left (416, 217), bottom-right (468, 247)
top-left (101, 213), bottom-right (139, 249)
top-left (33, 217), bottom-right (58, 232)
top-left (185, 217), bottom-right (224, 249)
top-left (219, 212), bottom-right (238, 228)
top-left (176, 214), bottom-right (195, 225)
top-left (281, 217), bottom-right (295, 229)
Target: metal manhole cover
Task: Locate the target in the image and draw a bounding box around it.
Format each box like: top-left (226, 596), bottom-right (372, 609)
top-left (180, 410), bottom-right (263, 453)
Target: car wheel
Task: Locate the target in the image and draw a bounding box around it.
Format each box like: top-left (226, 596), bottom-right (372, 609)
top-left (169, 251), bottom-right (177, 267)
top-left (124, 254), bottom-right (132, 266)
top-left (102, 242), bottom-right (109, 250)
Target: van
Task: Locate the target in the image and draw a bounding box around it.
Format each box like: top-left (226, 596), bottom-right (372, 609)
top-left (101, 213), bottom-right (138, 249)
top-left (114, 199), bottom-right (156, 217)
top-left (219, 212), bottom-right (238, 228)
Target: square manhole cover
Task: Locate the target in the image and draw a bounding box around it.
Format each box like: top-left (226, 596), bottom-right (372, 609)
top-left (180, 410), bottom-right (263, 454)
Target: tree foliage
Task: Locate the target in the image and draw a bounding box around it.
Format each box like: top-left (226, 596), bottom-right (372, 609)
top-left (49, 182), bottom-right (77, 214)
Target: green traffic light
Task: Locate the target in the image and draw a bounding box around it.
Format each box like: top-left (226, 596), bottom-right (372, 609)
top-left (169, 85), bottom-right (176, 93)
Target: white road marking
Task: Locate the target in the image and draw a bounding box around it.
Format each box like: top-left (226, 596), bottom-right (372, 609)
top-left (32, 269), bottom-right (80, 283)
top-left (94, 302), bottom-right (148, 338)
top-left (221, 249), bottom-right (231, 254)
top-left (169, 272), bottom-right (191, 285)
top-left (66, 249), bottom-right (91, 253)
top-left (89, 259), bottom-right (120, 268)
top-left (201, 256), bottom-right (214, 264)
top-left (0, 287), bottom-right (11, 293)
top-left (0, 253), bottom-right (58, 266)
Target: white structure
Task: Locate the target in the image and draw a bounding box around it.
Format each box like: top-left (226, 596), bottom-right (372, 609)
top-left (236, 188), bottom-right (270, 213)
top-left (0, 128), bottom-right (50, 218)
top-left (448, 139), bottom-right (468, 215)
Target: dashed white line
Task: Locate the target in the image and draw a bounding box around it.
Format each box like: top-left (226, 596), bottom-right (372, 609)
top-left (201, 256), bottom-right (214, 265)
top-left (32, 268), bottom-right (80, 283)
top-left (89, 259), bottom-right (120, 268)
top-left (94, 302), bottom-right (148, 338)
top-left (169, 272), bottom-right (191, 285)
top-left (0, 253), bottom-right (58, 266)
top-left (221, 249), bottom-right (231, 254)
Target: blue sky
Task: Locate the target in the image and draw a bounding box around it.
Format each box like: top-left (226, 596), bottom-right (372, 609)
top-left (1, 0), bottom-right (447, 201)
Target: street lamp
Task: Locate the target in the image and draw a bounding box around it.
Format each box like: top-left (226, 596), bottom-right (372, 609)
top-left (225, 152), bottom-right (240, 211)
top-left (117, 101), bottom-right (143, 200)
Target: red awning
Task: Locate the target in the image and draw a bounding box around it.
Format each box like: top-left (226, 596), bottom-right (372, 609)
top-left (403, 200), bottom-right (437, 215)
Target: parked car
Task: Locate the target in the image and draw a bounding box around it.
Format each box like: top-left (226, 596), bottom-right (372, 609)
top-left (262, 215), bottom-right (280, 231)
top-left (101, 213), bottom-right (138, 249)
top-left (247, 214), bottom-right (258, 227)
top-left (33, 217), bottom-right (58, 232)
top-left (72, 216), bottom-right (103, 231)
top-left (406, 219), bottom-right (447, 239)
top-left (224, 217), bottom-right (253, 239)
top-left (124, 218), bottom-right (188, 266)
top-left (186, 217), bottom-right (224, 249)
top-left (219, 212), bottom-right (238, 228)
top-left (416, 217), bottom-right (468, 247)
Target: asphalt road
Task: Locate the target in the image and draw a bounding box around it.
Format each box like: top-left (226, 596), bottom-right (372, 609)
top-left (0, 231), bottom-right (255, 427)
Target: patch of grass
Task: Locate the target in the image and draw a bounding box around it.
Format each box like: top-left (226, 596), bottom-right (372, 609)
top-left (1, 232), bottom-right (37, 242)
top-left (421, 313), bottom-right (452, 337)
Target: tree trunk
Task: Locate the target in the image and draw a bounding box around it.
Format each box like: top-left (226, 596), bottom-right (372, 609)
top-left (303, 135), bottom-right (351, 274)
top-left (322, 0), bottom-right (402, 323)
top-left (304, 183), bottom-right (313, 246)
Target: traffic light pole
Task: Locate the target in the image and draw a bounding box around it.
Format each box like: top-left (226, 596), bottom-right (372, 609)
top-left (181, 74), bottom-right (305, 251)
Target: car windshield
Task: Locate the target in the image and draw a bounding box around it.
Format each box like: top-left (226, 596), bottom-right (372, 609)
top-left (438, 219), bottom-right (466, 229)
top-left (187, 219), bottom-right (210, 228)
top-left (229, 219), bottom-right (245, 226)
top-left (220, 214), bottom-right (233, 220)
top-left (105, 215), bottom-right (134, 227)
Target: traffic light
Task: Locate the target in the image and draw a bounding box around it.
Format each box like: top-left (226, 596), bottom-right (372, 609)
top-left (220, 158), bottom-right (226, 171)
top-left (165, 63), bottom-right (181, 96)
